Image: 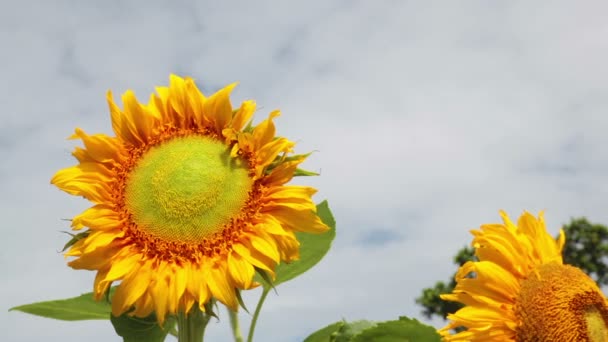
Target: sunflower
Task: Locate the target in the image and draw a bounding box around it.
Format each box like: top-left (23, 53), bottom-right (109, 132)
top-left (439, 211), bottom-right (608, 341)
top-left (51, 75), bottom-right (328, 324)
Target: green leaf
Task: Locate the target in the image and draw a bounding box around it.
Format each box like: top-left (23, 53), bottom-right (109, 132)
top-left (111, 313), bottom-right (175, 342)
top-left (9, 291), bottom-right (111, 321)
top-left (334, 320), bottom-right (377, 342)
top-left (303, 321), bottom-right (344, 342)
top-left (351, 316), bottom-right (441, 342)
top-left (270, 200), bottom-right (336, 287)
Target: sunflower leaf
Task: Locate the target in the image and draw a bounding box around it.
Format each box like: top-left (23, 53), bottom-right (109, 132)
top-left (304, 320), bottom-right (376, 342)
top-left (351, 316), bottom-right (441, 342)
top-left (335, 320), bottom-right (377, 341)
top-left (303, 321), bottom-right (345, 342)
top-left (9, 291), bottom-right (111, 321)
top-left (270, 200), bottom-right (336, 287)
top-left (111, 313), bottom-right (175, 342)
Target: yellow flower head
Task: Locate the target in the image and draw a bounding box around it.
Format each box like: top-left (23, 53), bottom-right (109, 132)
top-left (51, 75), bottom-right (328, 324)
top-left (440, 211), bottom-right (608, 341)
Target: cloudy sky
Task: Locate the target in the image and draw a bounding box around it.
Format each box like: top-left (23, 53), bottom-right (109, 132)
top-left (3, 1), bottom-right (608, 341)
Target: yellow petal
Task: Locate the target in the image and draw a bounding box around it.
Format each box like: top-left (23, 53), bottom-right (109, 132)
top-left (256, 138), bottom-right (295, 168)
top-left (103, 251), bottom-right (141, 282)
top-left (204, 83), bottom-right (237, 134)
top-left (246, 232), bottom-right (280, 263)
top-left (122, 90), bottom-right (156, 143)
top-left (231, 100), bottom-right (256, 131)
top-left (150, 262), bottom-right (170, 324)
top-left (82, 230), bottom-right (125, 254)
top-left (111, 261), bottom-right (152, 317)
top-left (71, 204), bottom-right (118, 230)
top-left (70, 128), bottom-right (121, 164)
top-left (232, 243), bottom-right (276, 277)
top-left (263, 157), bottom-right (307, 185)
top-left (252, 110), bottom-right (280, 148)
top-left (267, 207), bottom-right (329, 233)
top-left (185, 78), bottom-right (208, 126)
top-left (207, 261), bottom-right (237, 311)
top-left (168, 75), bottom-right (189, 125)
top-left (228, 251), bottom-right (255, 288)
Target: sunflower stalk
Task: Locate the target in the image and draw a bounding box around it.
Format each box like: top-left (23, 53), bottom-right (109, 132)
top-left (177, 305), bottom-right (209, 342)
top-left (246, 287), bottom-right (270, 342)
top-left (228, 310), bottom-right (244, 342)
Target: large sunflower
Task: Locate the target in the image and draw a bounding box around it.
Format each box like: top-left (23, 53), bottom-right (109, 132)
top-left (440, 211), bottom-right (608, 341)
top-left (51, 75), bottom-right (328, 324)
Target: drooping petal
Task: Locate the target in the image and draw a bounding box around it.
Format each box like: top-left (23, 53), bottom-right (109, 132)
top-left (111, 261), bottom-right (152, 317)
top-left (269, 206), bottom-right (329, 233)
top-left (228, 251), bottom-right (255, 288)
top-left (207, 261), bottom-right (238, 311)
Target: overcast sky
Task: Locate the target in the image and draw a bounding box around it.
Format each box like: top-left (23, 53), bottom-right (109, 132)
top-left (3, 1), bottom-right (608, 341)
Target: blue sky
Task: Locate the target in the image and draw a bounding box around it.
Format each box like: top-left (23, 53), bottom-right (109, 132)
top-left (3, 1), bottom-right (608, 341)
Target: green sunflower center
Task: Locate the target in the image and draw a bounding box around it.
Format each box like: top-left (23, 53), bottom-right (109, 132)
top-left (124, 135), bottom-right (252, 243)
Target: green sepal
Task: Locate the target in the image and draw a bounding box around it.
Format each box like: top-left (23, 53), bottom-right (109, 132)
top-left (281, 152), bottom-right (314, 163)
top-left (254, 267), bottom-right (276, 292)
top-left (294, 168), bottom-right (319, 177)
top-left (202, 299), bottom-right (219, 320)
top-left (104, 284), bottom-right (115, 303)
top-left (243, 119), bottom-right (254, 133)
top-left (61, 230), bottom-right (90, 252)
top-left (235, 288), bottom-right (249, 313)
top-left (264, 152), bottom-right (315, 175)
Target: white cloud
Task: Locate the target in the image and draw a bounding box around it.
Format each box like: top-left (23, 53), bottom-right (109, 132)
top-left (3, 1), bottom-right (608, 341)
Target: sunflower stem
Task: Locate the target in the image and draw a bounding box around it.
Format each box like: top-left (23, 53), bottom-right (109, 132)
top-left (246, 287), bottom-right (270, 342)
top-left (177, 305), bottom-right (209, 342)
top-left (228, 309), bottom-right (244, 342)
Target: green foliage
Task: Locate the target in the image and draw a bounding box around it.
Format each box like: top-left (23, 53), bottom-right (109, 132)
top-left (304, 317), bottom-right (440, 342)
top-left (303, 322), bottom-right (344, 342)
top-left (265, 200), bottom-right (336, 287)
top-left (562, 218), bottom-right (608, 285)
top-left (352, 317), bottom-right (441, 342)
top-left (333, 320), bottom-right (377, 342)
top-left (416, 217), bottom-right (608, 321)
top-left (415, 246), bottom-right (474, 319)
top-left (415, 281), bottom-right (463, 320)
top-left (111, 313), bottom-right (175, 342)
top-left (9, 291), bottom-right (111, 321)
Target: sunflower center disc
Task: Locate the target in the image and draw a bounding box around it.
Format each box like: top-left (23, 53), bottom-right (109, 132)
top-left (515, 262), bottom-right (608, 342)
top-left (125, 135), bottom-right (252, 243)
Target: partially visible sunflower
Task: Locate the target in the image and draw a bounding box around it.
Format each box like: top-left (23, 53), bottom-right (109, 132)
top-left (440, 211), bottom-right (608, 341)
top-left (52, 75), bottom-right (328, 324)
